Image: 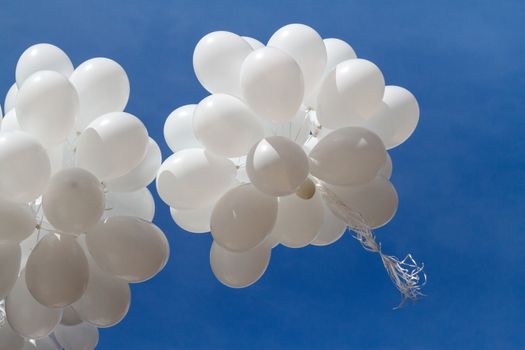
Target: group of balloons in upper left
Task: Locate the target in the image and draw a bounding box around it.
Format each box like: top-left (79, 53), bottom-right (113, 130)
top-left (0, 44), bottom-right (169, 350)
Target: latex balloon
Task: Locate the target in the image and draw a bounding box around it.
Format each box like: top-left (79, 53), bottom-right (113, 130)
top-left (34, 338), bottom-right (58, 350)
top-left (326, 176), bottom-right (398, 229)
top-left (271, 191), bottom-right (324, 248)
top-left (6, 270), bottom-right (62, 339)
top-left (54, 323), bottom-right (99, 350)
top-left (70, 58), bottom-right (130, 131)
top-left (163, 104), bottom-right (201, 153)
top-left (25, 233), bottom-right (89, 308)
top-left (0, 131), bottom-right (51, 203)
top-left (211, 184), bottom-right (278, 252)
top-left (0, 321), bottom-right (25, 350)
top-left (170, 206), bottom-right (213, 234)
top-left (210, 240), bottom-right (271, 288)
top-left (193, 94), bottom-right (264, 157)
top-left (42, 168), bottom-right (105, 233)
top-left (0, 198), bottom-right (37, 243)
top-left (156, 148), bottom-right (236, 209)
top-left (246, 136), bottom-right (309, 196)
top-left (310, 201), bottom-right (347, 246)
top-left (86, 216), bottom-right (169, 282)
top-left (60, 306), bottom-right (82, 326)
top-left (316, 59), bottom-right (385, 128)
top-left (363, 86), bottom-right (420, 149)
top-left (309, 127), bottom-right (386, 186)
top-left (4, 83), bottom-right (18, 113)
top-left (378, 152), bottom-right (393, 179)
top-left (240, 47), bottom-right (304, 122)
top-left (73, 237), bottom-right (130, 328)
top-left (16, 70), bottom-right (78, 145)
top-left (242, 36), bottom-right (264, 50)
top-left (268, 24), bottom-right (327, 96)
top-left (0, 241), bottom-right (21, 298)
top-left (193, 31), bottom-right (253, 96)
top-left (263, 108), bottom-right (312, 146)
top-left (1, 110), bottom-right (21, 131)
top-left (75, 112), bottom-right (149, 180)
top-left (105, 138), bottom-right (161, 192)
top-left (16, 44), bottom-right (74, 87)
top-left (103, 188), bottom-right (155, 222)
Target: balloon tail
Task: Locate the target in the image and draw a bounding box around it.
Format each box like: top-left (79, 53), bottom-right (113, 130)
top-left (315, 179), bottom-right (426, 308)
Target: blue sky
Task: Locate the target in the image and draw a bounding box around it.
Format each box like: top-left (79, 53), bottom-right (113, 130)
top-left (1, 0), bottom-right (524, 349)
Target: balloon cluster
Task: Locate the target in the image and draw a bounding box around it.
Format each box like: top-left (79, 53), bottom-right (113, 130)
top-left (0, 44), bottom-right (168, 349)
top-left (158, 24), bottom-right (425, 300)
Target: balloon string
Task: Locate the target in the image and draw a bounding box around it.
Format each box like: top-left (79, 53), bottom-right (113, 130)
top-left (314, 179), bottom-right (426, 308)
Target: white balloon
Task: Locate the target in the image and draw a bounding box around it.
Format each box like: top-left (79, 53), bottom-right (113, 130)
top-left (211, 184), bottom-right (277, 252)
top-left (163, 104), bottom-right (201, 153)
top-left (378, 152), bottom-right (393, 179)
top-left (310, 201), bottom-right (347, 246)
top-left (105, 138), bottom-right (161, 192)
top-left (210, 240), bottom-right (271, 288)
top-left (170, 206), bottom-right (213, 234)
top-left (103, 188), bottom-right (155, 222)
top-left (34, 338), bottom-right (59, 350)
top-left (70, 58), bottom-right (130, 131)
top-left (0, 241), bottom-right (21, 298)
top-left (326, 176), bottom-right (398, 229)
top-left (1, 109), bottom-right (21, 132)
top-left (86, 216), bottom-right (169, 282)
top-left (60, 306), bottom-right (82, 326)
top-left (363, 86), bottom-right (420, 149)
top-left (55, 323), bottom-right (99, 350)
top-left (16, 70), bottom-right (78, 145)
top-left (25, 233), bottom-right (89, 308)
top-left (268, 24), bottom-right (327, 96)
top-left (316, 59), bottom-right (385, 129)
top-left (73, 236), bottom-right (130, 328)
top-left (271, 191), bottom-right (324, 248)
top-left (0, 198), bottom-right (36, 243)
top-left (156, 148), bottom-right (236, 209)
top-left (16, 44), bottom-right (74, 87)
top-left (75, 112), bottom-right (149, 180)
top-left (246, 136), bottom-right (309, 196)
top-left (42, 168), bottom-right (105, 233)
top-left (6, 270), bottom-right (62, 339)
top-left (0, 321), bottom-right (25, 350)
top-left (242, 36), bottom-right (264, 50)
top-left (193, 31), bottom-right (253, 96)
top-left (4, 83), bottom-right (18, 113)
top-left (193, 94), bottom-right (264, 157)
top-left (263, 108), bottom-right (312, 146)
top-left (0, 131), bottom-right (51, 203)
top-left (309, 127), bottom-right (386, 186)
top-left (240, 47), bottom-right (304, 122)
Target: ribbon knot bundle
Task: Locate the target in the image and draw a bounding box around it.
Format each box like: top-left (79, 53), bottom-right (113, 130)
top-left (0, 44), bottom-right (168, 349)
top-left (158, 24), bottom-right (425, 304)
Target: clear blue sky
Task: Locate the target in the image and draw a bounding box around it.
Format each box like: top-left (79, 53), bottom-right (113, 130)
top-left (1, 1), bottom-right (524, 349)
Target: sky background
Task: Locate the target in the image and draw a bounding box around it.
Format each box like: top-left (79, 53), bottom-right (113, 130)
top-left (1, 0), bottom-right (524, 349)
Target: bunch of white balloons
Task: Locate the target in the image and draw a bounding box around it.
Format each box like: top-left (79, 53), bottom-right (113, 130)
top-left (0, 44), bottom-right (168, 349)
top-left (158, 23), bottom-right (420, 291)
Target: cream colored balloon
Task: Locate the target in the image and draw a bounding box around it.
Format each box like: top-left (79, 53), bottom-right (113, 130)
top-left (75, 112), bottom-right (149, 180)
top-left (60, 306), bottom-right (82, 326)
top-left (54, 323), bottom-right (99, 350)
top-left (310, 201), bottom-right (347, 246)
top-left (0, 241), bottom-right (21, 298)
top-left (1, 109), bottom-right (21, 132)
top-left (0, 131), bottom-right (51, 203)
top-left (73, 236), bottom-right (130, 328)
top-left (163, 104), bottom-right (201, 153)
top-left (156, 148), bottom-right (236, 209)
top-left (271, 191), bottom-right (324, 248)
top-left (309, 127), bottom-right (386, 186)
top-left (25, 233), bottom-right (89, 308)
top-left (170, 206), bottom-right (213, 233)
top-left (326, 176), bottom-right (398, 229)
top-left (42, 168), bottom-right (105, 233)
top-left (86, 216), bottom-right (169, 282)
top-left (6, 270), bottom-right (62, 339)
top-left (378, 152), bottom-right (393, 179)
top-left (242, 36), bottom-right (264, 50)
top-left (103, 188), bottom-right (155, 222)
top-left (211, 184), bottom-right (278, 252)
top-left (0, 198), bottom-right (36, 243)
top-left (210, 240), bottom-right (271, 288)
top-left (4, 83), bottom-right (18, 113)
top-left (0, 321), bottom-right (25, 350)
top-left (363, 86), bottom-right (420, 149)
